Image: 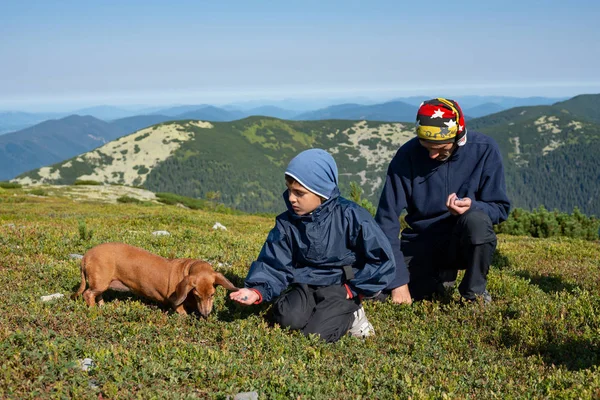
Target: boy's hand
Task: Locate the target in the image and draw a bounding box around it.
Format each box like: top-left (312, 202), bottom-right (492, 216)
top-left (446, 193), bottom-right (471, 216)
top-left (391, 284), bottom-right (412, 305)
top-left (230, 288), bottom-right (260, 305)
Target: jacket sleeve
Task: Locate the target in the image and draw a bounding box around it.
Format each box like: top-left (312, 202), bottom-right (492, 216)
top-left (244, 220), bottom-right (294, 303)
top-left (471, 144), bottom-right (511, 224)
top-left (374, 153), bottom-right (410, 289)
top-left (348, 208), bottom-right (396, 297)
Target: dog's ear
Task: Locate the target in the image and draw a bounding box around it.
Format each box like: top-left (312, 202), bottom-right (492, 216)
top-left (213, 272), bottom-right (238, 291)
top-left (171, 276), bottom-right (193, 306)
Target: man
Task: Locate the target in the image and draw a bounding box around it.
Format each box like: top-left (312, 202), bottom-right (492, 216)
top-left (375, 98), bottom-right (510, 304)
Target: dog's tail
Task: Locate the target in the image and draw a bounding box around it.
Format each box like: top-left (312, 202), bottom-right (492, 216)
top-left (71, 255), bottom-right (88, 300)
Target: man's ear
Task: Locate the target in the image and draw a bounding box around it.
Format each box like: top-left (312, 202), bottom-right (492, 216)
top-left (171, 276), bottom-right (193, 306)
top-left (213, 272), bottom-right (238, 291)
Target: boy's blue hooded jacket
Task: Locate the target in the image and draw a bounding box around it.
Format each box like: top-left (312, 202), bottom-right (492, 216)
top-left (375, 131), bottom-right (511, 289)
top-left (244, 187), bottom-right (396, 303)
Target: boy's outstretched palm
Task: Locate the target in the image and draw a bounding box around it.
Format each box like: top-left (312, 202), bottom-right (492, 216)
top-left (230, 288), bottom-right (260, 305)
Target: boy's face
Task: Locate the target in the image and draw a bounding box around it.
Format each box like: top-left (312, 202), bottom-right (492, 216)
top-left (286, 180), bottom-right (323, 215)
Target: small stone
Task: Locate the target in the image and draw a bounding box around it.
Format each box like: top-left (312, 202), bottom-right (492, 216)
top-left (78, 358), bottom-right (95, 371)
top-left (69, 253), bottom-right (84, 260)
top-left (40, 293), bottom-right (64, 302)
top-left (213, 222), bottom-right (227, 231)
top-left (152, 230), bottom-right (170, 236)
top-left (233, 392), bottom-right (259, 400)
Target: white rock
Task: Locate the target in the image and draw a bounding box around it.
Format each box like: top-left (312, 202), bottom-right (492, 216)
top-left (152, 230), bottom-right (171, 236)
top-left (78, 358), bottom-right (95, 371)
top-left (69, 254), bottom-right (84, 260)
top-left (233, 392), bottom-right (258, 400)
top-left (40, 293), bottom-right (64, 302)
top-left (213, 222), bottom-right (227, 231)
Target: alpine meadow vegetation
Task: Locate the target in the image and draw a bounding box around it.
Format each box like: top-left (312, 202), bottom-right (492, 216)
top-left (1, 185), bottom-right (599, 398)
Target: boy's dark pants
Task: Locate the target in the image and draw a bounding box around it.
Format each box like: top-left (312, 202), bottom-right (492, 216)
top-left (272, 283), bottom-right (360, 343)
top-left (407, 209), bottom-right (497, 301)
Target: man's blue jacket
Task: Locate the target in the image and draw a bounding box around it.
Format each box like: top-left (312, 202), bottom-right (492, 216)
top-left (375, 131), bottom-right (511, 289)
top-left (244, 187), bottom-right (396, 302)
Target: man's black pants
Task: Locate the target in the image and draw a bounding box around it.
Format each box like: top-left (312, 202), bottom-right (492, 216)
top-left (272, 283), bottom-right (360, 343)
top-left (406, 209), bottom-right (497, 301)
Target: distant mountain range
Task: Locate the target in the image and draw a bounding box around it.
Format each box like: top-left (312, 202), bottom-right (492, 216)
top-left (0, 111), bottom-right (62, 135)
top-left (0, 95), bottom-right (569, 134)
top-left (10, 94), bottom-right (600, 217)
top-left (0, 114), bottom-right (173, 181)
top-left (293, 101), bottom-right (417, 122)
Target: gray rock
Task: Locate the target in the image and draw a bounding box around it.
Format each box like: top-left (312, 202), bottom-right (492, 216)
top-left (78, 358), bottom-right (95, 371)
top-left (152, 230), bottom-right (171, 236)
top-left (233, 392), bottom-right (259, 400)
top-left (69, 253), bottom-right (84, 260)
top-left (40, 293), bottom-right (64, 302)
top-left (212, 222), bottom-right (227, 231)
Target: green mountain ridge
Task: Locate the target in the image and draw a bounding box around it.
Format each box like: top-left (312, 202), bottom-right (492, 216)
top-left (12, 94), bottom-right (600, 216)
top-left (471, 99), bottom-right (600, 215)
top-left (14, 118), bottom-right (415, 213)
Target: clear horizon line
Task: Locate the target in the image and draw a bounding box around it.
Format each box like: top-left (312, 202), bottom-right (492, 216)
top-left (1, 83), bottom-right (600, 112)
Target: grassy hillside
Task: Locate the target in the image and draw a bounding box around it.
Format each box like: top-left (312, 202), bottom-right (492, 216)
top-left (470, 104), bottom-right (600, 216)
top-left (15, 118), bottom-right (414, 213)
top-left (12, 96), bottom-right (600, 216)
top-left (1, 188), bottom-right (599, 398)
top-left (553, 94), bottom-right (600, 124)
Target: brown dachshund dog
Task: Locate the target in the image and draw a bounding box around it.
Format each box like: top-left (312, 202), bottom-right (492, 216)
top-left (71, 242), bottom-right (238, 317)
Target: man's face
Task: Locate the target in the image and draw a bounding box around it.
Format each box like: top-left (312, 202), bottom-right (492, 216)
top-left (419, 140), bottom-right (456, 162)
top-left (286, 180), bottom-right (323, 215)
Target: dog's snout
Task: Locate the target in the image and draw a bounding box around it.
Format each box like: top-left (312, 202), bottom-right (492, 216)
top-left (198, 299), bottom-right (214, 318)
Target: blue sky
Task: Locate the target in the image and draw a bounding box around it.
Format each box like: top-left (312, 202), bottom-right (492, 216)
top-left (1, 0), bottom-right (599, 110)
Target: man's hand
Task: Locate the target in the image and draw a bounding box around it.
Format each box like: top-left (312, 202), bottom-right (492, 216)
top-left (446, 193), bottom-right (471, 216)
top-left (229, 288), bottom-right (260, 305)
top-left (391, 284), bottom-right (412, 305)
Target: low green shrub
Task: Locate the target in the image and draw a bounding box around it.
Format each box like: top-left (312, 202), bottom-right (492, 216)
top-left (0, 181), bottom-right (22, 189)
top-left (156, 192), bottom-right (241, 214)
top-left (117, 195), bottom-right (142, 204)
top-left (78, 220), bottom-right (94, 241)
top-left (497, 206), bottom-right (599, 240)
top-left (28, 188), bottom-right (47, 196)
top-left (73, 180), bottom-right (103, 186)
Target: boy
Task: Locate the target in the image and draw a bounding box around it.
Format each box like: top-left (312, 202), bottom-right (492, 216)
top-left (230, 148), bottom-right (395, 343)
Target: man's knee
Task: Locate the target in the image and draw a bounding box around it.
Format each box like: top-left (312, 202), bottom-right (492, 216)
top-left (457, 210), bottom-right (496, 245)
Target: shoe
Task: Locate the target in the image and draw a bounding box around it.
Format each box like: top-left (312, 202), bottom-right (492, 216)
top-left (348, 306), bottom-right (375, 338)
top-left (461, 290), bottom-right (492, 305)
